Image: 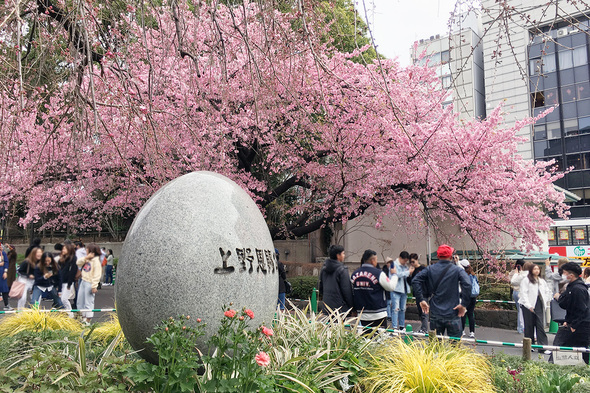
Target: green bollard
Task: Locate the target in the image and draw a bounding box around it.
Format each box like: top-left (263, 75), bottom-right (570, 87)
top-left (311, 287), bottom-right (318, 313)
top-left (549, 320), bottom-right (558, 334)
top-left (403, 324), bottom-right (414, 343)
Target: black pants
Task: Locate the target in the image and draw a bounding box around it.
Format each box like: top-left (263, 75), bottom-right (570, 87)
top-left (552, 324), bottom-right (590, 364)
top-left (1, 292), bottom-right (8, 307)
top-left (521, 298), bottom-right (548, 346)
top-left (416, 303), bottom-right (429, 332)
top-left (461, 297), bottom-right (477, 333)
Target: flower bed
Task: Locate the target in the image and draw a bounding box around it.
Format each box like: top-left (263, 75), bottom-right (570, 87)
top-left (0, 307), bottom-right (588, 392)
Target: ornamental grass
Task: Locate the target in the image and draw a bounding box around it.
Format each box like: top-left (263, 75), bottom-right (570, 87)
top-left (91, 312), bottom-right (125, 347)
top-left (0, 308), bottom-right (82, 337)
top-left (361, 337), bottom-right (495, 393)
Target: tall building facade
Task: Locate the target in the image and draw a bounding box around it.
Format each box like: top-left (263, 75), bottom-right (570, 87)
top-left (482, 0), bottom-right (590, 258)
top-left (411, 13), bottom-right (486, 121)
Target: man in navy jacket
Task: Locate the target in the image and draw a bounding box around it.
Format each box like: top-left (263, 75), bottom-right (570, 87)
top-left (412, 244), bottom-right (471, 338)
top-left (552, 262), bottom-right (590, 364)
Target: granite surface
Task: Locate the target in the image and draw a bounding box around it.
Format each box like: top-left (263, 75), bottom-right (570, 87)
top-left (115, 171), bottom-right (278, 363)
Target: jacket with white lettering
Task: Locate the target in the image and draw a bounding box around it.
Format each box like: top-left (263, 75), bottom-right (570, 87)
top-left (351, 264), bottom-right (398, 321)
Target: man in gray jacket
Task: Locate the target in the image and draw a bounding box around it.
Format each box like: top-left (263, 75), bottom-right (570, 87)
top-left (318, 245), bottom-right (354, 313)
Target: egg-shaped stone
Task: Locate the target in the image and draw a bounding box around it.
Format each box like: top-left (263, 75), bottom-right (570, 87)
top-left (115, 171), bottom-right (278, 363)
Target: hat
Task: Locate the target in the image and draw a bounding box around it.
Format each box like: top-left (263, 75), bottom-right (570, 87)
top-left (436, 244), bottom-right (454, 259)
top-left (459, 259), bottom-right (470, 268)
top-left (385, 257), bottom-right (394, 263)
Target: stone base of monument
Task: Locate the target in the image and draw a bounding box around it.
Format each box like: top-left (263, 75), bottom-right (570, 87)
top-left (115, 172), bottom-right (279, 363)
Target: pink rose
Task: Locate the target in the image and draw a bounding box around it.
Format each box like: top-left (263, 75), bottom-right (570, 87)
top-left (255, 351), bottom-right (270, 367)
top-left (261, 326), bottom-right (274, 337)
top-left (224, 309), bottom-right (236, 318)
top-left (245, 309), bottom-right (254, 319)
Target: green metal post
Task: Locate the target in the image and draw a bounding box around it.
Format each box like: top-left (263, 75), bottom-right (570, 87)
top-left (311, 288), bottom-right (318, 313)
top-left (403, 324), bottom-right (414, 343)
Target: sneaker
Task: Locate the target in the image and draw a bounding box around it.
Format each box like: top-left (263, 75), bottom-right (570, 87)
top-left (544, 350), bottom-right (552, 355)
top-left (398, 327), bottom-right (406, 332)
top-left (469, 332), bottom-right (475, 338)
top-left (3, 306), bottom-right (13, 311)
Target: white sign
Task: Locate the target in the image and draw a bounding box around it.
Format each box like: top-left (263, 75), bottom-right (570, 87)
top-left (554, 351), bottom-right (585, 365)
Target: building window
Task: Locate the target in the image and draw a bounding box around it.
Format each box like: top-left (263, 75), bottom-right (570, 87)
top-left (441, 75), bottom-right (452, 89)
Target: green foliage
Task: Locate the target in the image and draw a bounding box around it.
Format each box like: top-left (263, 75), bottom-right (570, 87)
top-left (537, 370), bottom-right (580, 393)
top-left (288, 275), bottom-right (318, 299)
top-left (489, 353), bottom-right (590, 393)
top-left (125, 314), bottom-right (204, 393)
top-left (270, 304), bottom-right (370, 391)
top-left (0, 330), bottom-right (135, 392)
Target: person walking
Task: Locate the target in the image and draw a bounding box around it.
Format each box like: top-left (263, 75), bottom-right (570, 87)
top-left (390, 251), bottom-right (411, 331)
top-left (16, 247), bottom-right (42, 309)
top-left (412, 244), bottom-right (471, 338)
top-left (509, 259), bottom-right (527, 333)
top-left (382, 257), bottom-right (395, 323)
top-left (351, 249), bottom-right (398, 329)
top-left (407, 253), bottom-right (427, 333)
top-left (552, 262), bottom-right (590, 364)
top-left (0, 245), bottom-right (10, 310)
top-left (6, 244), bottom-right (17, 290)
top-left (519, 263), bottom-right (551, 353)
top-left (276, 249), bottom-right (287, 311)
top-left (459, 259), bottom-right (479, 338)
top-left (59, 243), bottom-right (79, 317)
top-left (105, 249), bottom-right (115, 285)
top-left (76, 243), bottom-right (103, 324)
top-left (318, 245), bottom-right (354, 314)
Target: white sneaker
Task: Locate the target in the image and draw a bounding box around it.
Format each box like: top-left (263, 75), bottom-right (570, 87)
top-left (544, 350), bottom-right (552, 355)
top-left (469, 332), bottom-right (475, 338)
top-left (3, 306), bottom-right (13, 311)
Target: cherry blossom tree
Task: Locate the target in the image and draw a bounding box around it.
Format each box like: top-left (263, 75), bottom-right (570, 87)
top-left (0, 0), bottom-right (568, 252)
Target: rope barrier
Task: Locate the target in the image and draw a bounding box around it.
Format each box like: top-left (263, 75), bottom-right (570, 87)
top-left (366, 326), bottom-right (590, 354)
top-left (0, 308), bottom-right (116, 315)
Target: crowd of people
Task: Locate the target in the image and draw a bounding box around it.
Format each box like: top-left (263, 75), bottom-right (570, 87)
top-left (318, 244), bottom-right (478, 337)
top-left (0, 239), bottom-right (116, 325)
top-left (317, 244), bottom-right (590, 364)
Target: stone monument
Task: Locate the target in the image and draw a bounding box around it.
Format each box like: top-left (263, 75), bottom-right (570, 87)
top-left (115, 171), bottom-right (278, 363)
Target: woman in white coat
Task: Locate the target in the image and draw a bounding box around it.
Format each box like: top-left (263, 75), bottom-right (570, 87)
top-left (519, 263), bottom-right (551, 352)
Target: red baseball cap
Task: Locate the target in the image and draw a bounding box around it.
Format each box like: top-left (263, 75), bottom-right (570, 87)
top-left (437, 244), bottom-right (454, 259)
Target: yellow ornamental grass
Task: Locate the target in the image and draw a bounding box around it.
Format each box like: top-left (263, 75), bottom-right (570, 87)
top-left (361, 338), bottom-right (495, 393)
top-left (92, 313), bottom-right (125, 346)
top-left (0, 308), bottom-right (82, 337)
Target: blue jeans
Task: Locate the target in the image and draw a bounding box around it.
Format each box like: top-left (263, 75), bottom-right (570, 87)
top-left (390, 292), bottom-right (407, 329)
top-left (105, 265), bottom-right (114, 284)
top-left (277, 292), bottom-right (286, 310)
top-left (430, 314), bottom-right (463, 338)
top-left (513, 290), bottom-right (524, 333)
top-left (31, 286), bottom-right (63, 308)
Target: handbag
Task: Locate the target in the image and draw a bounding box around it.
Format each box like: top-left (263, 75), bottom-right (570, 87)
top-left (550, 298), bottom-right (567, 323)
top-left (285, 280), bottom-right (292, 294)
top-left (8, 281), bottom-right (25, 299)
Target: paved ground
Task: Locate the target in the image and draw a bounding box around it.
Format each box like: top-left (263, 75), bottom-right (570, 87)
top-left (1, 287), bottom-right (556, 361)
